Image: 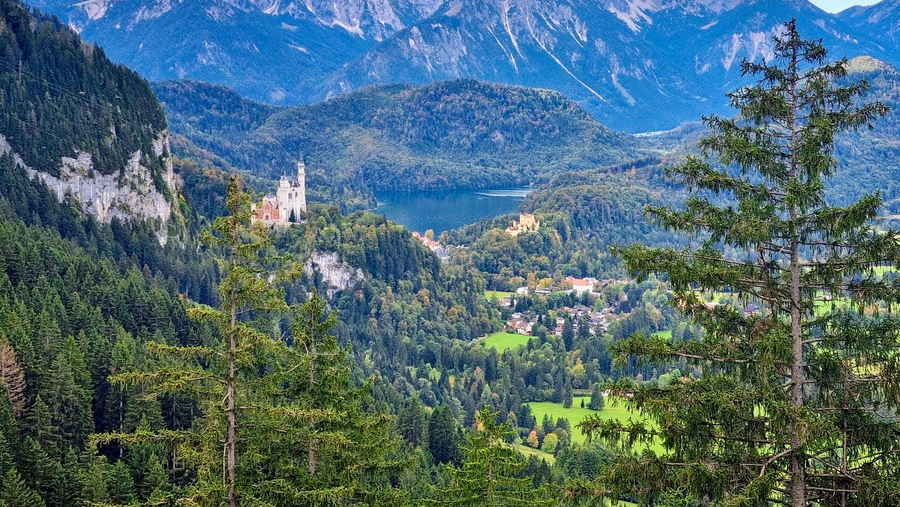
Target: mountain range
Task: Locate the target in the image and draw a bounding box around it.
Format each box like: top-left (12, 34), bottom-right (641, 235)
top-left (29, 0), bottom-right (900, 132)
top-left (153, 78), bottom-right (638, 209)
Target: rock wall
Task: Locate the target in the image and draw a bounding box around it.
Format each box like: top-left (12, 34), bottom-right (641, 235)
top-left (304, 250), bottom-right (364, 298)
top-left (0, 131), bottom-right (176, 245)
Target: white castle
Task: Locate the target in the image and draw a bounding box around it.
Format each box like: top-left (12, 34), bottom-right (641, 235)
top-left (252, 159), bottom-right (307, 226)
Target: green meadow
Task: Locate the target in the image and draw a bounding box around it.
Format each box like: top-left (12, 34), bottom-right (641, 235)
top-left (485, 290), bottom-right (515, 300)
top-left (483, 331), bottom-right (530, 352)
top-left (527, 396), bottom-right (663, 453)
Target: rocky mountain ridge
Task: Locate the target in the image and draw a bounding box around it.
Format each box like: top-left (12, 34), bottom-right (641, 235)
top-left (30, 0), bottom-right (899, 131)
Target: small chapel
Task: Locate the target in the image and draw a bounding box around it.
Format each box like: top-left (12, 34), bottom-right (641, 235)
top-left (251, 159), bottom-right (307, 226)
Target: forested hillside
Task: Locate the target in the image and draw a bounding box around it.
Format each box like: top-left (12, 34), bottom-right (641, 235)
top-left (154, 79), bottom-right (638, 209)
top-left (832, 60), bottom-right (900, 210)
top-left (0, 1), bottom-right (167, 182)
top-left (0, 154), bottom-right (222, 505)
top-left (445, 164), bottom-right (686, 289)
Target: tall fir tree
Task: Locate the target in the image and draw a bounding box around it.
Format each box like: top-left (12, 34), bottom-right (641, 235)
top-left (578, 20), bottom-right (900, 507)
top-left (93, 176), bottom-right (290, 506)
top-left (398, 399), bottom-right (427, 449)
top-left (430, 407), bottom-right (555, 507)
top-left (429, 405), bottom-right (462, 466)
top-left (240, 293), bottom-right (405, 506)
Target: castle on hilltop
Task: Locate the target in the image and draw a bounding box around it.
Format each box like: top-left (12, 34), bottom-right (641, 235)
top-left (252, 159), bottom-right (307, 226)
top-left (506, 214), bottom-right (539, 237)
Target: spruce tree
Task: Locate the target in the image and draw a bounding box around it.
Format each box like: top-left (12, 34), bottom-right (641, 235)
top-left (429, 405), bottom-right (462, 466)
top-left (0, 468), bottom-right (46, 507)
top-left (241, 294), bottom-right (405, 506)
top-left (399, 399), bottom-right (427, 448)
top-left (93, 176), bottom-right (290, 507)
top-left (588, 384), bottom-right (604, 411)
top-left (430, 407), bottom-right (554, 507)
top-left (578, 20), bottom-right (900, 507)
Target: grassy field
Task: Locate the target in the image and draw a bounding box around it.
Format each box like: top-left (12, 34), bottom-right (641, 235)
top-left (652, 330), bottom-right (672, 339)
top-left (485, 290), bottom-right (514, 300)
top-left (482, 332), bottom-right (530, 352)
top-left (813, 297), bottom-right (852, 316)
top-left (527, 397), bottom-right (663, 453)
top-left (510, 443), bottom-right (555, 464)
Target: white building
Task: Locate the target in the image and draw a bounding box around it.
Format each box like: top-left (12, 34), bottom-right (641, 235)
top-left (252, 159), bottom-right (307, 226)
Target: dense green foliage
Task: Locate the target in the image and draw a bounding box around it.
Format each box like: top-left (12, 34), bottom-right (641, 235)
top-left (447, 170), bottom-right (686, 289)
top-left (430, 407), bottom-right (553, 507)
top-left (580, 23), bottom-right (900, 507)
top-left (0, 177), bottom-right (208, 507)
top-left (0, 0), bottom-right (168, 187)
top-left (93, 180), bottom-right (404, 506)
top-left (154, 79), bottom-right (638, 210)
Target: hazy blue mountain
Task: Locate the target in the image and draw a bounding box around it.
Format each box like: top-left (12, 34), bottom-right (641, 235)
top-left (31, 0), bottom-right (898, 132)
top-left (838, 0), bottom-right (900, 56)
top-left (25, 0), bottom-right (398, 102)
top-left (321, 0), bottom-right (890, 132)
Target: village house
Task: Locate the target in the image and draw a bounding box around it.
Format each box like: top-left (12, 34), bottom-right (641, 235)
top-left (507, 312), bottom-right (534, 335)
top-left (412, 232), bottom-right (452, 263)
top-left (566, 276), bottom-right (598, 295)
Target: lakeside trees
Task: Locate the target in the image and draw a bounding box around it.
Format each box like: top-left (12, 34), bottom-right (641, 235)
top-left (580, 20), bottom-right (900, 507)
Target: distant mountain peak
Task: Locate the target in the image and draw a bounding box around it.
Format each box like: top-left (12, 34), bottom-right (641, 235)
top-left (847, 55), bottom-right (892, 73)
top-left (31, 0), bottom-right (900, 132)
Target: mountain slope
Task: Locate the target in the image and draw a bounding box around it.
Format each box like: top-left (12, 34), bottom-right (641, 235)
top-left (322, 0), bottom-right (889, 131)
top-left (0, 0), bottom-right (177, 242)
top-left (33, 0), bottom-right (899, 132)
top-left (26, 0), bottom-right (431, 103)
top-left (838, 0), bottom-right (900, 56)
top-left (154, 79), bottom-right (639, 208)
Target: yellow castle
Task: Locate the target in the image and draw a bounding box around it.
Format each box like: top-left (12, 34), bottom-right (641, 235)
top-left (506, 214), bottom-right (539, 237)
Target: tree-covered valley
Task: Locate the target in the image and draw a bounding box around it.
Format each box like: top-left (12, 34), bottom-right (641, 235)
top-left (1, 0), bottom-right (900, 506)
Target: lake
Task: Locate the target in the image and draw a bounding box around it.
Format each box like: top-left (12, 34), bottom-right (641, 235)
top-left (375, 189), bottom-right (531, 234)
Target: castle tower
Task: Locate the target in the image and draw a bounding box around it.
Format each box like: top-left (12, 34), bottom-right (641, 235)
top-left (276, 171), bottom-right (291, 221)
top-left (292, 158), bottom-right (307, 219)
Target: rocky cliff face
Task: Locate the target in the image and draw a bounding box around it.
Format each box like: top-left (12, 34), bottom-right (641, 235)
top-left (304, 251), bottom-right (365, 298)
top-left (0, 132), bottom-right (177, 245)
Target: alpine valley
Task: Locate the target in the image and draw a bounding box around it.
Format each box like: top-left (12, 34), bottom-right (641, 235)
top-left (1, 0), bottom-right (900, 506)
